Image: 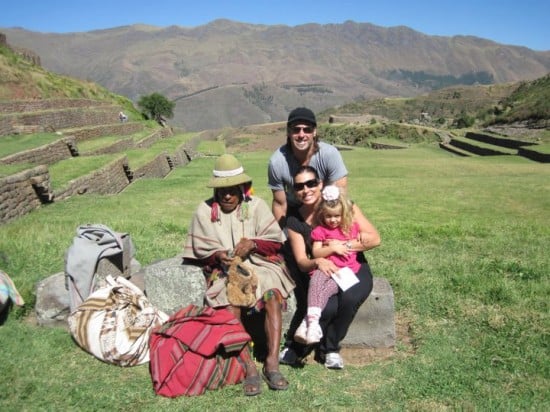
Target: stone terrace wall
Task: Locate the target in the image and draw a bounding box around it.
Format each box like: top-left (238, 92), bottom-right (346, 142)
top-left (0, 165), bottom-right (51, 224)
top-left (449, 138), bottom-right (512, 156)
top-left (3, 106), bottom-right (124, 132)
top-left (132, 153), bottom-right (172, 180)
top-left (370, 142), bottom-right (406, 149)
top-left (87, 137), bottom-right (135, 155)
top-left (0, 116), bottom-right (14, 136)
top-left (135, 127), bottom-right (174, 149)
top-left (518, 147), bottom-right (550, 163)
top-left (53, 156), bottom-right (130, 201)
top-left (0, 99), bottom-right (112, 115)
top-left (69, 122), bottom-right (144, 142)
top-left (465, 131), bottom-right (537, 149)
top-left (169, 142), bottom-right (192, 167)
top-left (86, 127), bottom-right (174, 155)
top-left (0, 137), bottom-right (75, 166)
top-left (182, 129), bottom-right (218, 160)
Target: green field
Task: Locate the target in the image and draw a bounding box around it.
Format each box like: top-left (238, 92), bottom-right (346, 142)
top-left (0, 144), bottom-right (548, 411)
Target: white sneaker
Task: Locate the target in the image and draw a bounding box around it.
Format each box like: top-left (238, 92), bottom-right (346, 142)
top-left (279, 347), bottom-right (298, 365)
top-left (324, 352), bottom-right (344, 369)
top-left (306, 322), bottom-right (323, 344)
top-left (294, 319), bottom-right (307, 344)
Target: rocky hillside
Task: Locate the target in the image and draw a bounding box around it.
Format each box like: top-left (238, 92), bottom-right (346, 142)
top-left (324, 74), bottom-right (550, 131)
top-left (0, 34), bottom-right (136, 113)
top-left (2, 20), bottom-right (549, 131)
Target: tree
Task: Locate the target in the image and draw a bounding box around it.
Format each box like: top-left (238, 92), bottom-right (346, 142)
top-left (453, 112), bottom-right (475, 129)
top-left (137, 92), bottom-right (175, 124)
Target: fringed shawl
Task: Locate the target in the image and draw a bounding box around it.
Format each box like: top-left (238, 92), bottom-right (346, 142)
top-left (183, 196), bottom-right (295, 307)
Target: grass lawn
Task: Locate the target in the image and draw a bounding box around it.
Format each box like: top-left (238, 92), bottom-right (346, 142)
top-left (0, 132), bottom-right (63, 158)
top-left (47, 154), bottom-right (119, 189)
top-left (0, 162), bottom-right (35, 178)
top-left (0, 144), bottom-right (548, 410)
top-left (528, 142), bottom-right (550, 154)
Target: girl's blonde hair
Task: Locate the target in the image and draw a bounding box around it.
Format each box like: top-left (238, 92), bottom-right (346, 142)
top-left (314, 185), bottom-right (354, 235)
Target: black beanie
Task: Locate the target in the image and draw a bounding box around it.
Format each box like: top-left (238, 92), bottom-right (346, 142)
top-left (287, 107), bottom-right (317, 127)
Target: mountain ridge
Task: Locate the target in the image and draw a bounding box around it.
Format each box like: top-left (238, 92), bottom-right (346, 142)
top-left (1, 19), bottom-right (549, 131)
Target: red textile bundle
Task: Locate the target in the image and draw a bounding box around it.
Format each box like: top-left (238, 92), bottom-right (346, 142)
top-left (149, 305), bottom-right (251, 397)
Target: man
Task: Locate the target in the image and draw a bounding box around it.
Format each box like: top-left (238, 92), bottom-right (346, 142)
top-left (183, 154), bottom-right (294, 395)
top-left (268, 107), bottom-right (348, 227)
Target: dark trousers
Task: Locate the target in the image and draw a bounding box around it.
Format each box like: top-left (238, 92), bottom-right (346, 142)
top-left (284, 260), bottom-right (373, 355)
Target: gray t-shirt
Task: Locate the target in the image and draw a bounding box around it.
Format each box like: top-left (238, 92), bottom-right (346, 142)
top-left (267, 141), bottom-right (348, 208)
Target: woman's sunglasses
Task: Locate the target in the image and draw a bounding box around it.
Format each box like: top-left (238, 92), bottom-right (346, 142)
top-left (293, 179), bottom-right (319, 191)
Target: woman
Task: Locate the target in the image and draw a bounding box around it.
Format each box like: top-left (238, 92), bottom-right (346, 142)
top-left (280, 166), bottom-right (381, 369)
top-left (183, 154), bottom-right (295, 395)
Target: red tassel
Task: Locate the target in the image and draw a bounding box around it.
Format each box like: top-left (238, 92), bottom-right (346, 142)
top-left (211, 202), bottom-right (219, 222)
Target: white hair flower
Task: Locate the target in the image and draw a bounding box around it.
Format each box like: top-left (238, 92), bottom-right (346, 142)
top-left (322, 185), bottom-right (340, 201)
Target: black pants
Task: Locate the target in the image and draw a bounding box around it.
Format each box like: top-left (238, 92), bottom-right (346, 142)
top-left (284, 260), bottom-right (374, 356)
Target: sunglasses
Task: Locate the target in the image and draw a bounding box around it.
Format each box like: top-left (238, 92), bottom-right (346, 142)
top-left (293, 179), bottom-right (319, 191)
top-left (290, 126), bottom-right (314, 134)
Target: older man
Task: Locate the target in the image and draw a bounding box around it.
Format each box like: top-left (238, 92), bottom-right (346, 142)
top-left (183, 154), bottom-right (295, 395)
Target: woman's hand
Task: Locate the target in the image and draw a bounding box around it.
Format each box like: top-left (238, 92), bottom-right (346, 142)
top-left (315, 257), bottom-right (339, 276)
top-left (325, 239), bottom-right (350, 257)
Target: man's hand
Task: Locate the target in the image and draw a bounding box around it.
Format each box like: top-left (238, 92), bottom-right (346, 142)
top-left (215, 250), bottom-right (234, 267)
top-left (233, 238), bottom-right (256, 259)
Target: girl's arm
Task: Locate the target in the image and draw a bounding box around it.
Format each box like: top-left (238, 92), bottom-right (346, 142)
top-left (312, 239), bottom-right (348, 258)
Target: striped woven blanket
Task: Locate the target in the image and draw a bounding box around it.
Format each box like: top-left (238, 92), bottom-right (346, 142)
top-left (68, 275), bottom-right (168, 366)
top-left (149, 305), bottom-right (251, 397)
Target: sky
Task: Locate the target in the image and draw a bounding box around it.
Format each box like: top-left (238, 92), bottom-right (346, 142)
top-left (0, 0), bottom-right (548, 51)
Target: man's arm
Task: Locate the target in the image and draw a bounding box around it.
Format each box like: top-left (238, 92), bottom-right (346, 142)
top-left (332, 175), bottom-right (348, 199)
top-left (271, 189), bottom-right (287, 227)
top-left (332, 176), bottom-right (348, 190)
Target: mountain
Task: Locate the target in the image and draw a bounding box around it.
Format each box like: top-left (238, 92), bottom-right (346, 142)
top-left (2, 20), bottom-right (549, 131)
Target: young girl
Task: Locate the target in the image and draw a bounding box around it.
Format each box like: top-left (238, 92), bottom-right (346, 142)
top-left (294, 185), bottom-right (363, 345)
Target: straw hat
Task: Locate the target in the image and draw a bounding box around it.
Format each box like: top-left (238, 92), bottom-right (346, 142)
top-left (207, 154), bottom-right (252, 188)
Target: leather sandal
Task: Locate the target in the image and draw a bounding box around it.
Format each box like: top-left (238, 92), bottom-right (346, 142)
top-left (262, 368), bottom-right (289, 390)
top-left (243, 374), bottom-right (262, 396)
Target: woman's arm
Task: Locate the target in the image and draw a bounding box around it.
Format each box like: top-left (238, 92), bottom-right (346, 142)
top-left (351, 204), bottom-right (381, 251)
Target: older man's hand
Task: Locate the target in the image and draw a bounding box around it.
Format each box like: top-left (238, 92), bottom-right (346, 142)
top-left (233, 238), bottom-right (256, 259)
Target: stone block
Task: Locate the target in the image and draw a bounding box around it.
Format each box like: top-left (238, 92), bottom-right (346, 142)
top-left (35, 256), bottom-right (142, 328)
top-left (95, 233), bottom-right (133, 282)
top-left (282, 293), bottom-right (297, 334)
top-left (35, 272), bottom-right (70, 328)
top-left (342, 277), bottom-right (395, 347)
top-left (144, 257), bottom-right (206, 315)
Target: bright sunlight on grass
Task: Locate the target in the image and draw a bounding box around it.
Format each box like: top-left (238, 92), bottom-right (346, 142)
top-left (0, 146), bottom-right (548, 410)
